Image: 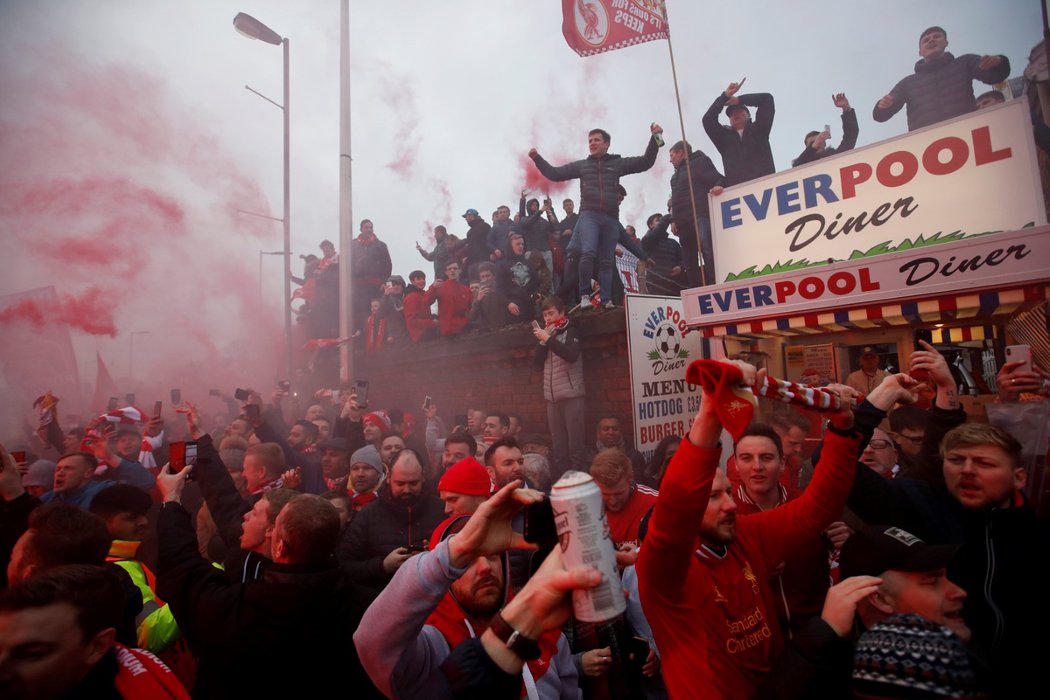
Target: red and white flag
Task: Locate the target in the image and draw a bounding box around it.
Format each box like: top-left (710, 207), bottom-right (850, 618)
top-left (561, 0), bottom-right (668, 57)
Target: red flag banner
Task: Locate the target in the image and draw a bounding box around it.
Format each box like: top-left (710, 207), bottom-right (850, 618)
top-left (561, 0), bottom-right (668, 57)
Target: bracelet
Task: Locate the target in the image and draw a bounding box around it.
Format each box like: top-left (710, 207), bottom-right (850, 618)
top-left (489, 612), bottom-right (541, 660)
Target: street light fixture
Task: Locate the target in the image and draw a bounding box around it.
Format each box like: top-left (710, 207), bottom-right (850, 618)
top-left (233, 11), bottom-right (293, 384)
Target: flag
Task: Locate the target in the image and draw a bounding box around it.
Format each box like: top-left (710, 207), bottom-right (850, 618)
top-left (561, 0), bottom-right (668, 57)
top-left (90, 351), bottom-right (120, 413)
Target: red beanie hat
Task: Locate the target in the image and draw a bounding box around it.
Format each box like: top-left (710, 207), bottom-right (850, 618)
top-left (363, 411), bottom-right (391, 434)
top-left (438, 457), bottom-right (493, 497)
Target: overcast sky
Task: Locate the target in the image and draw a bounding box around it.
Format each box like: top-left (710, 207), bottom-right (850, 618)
top-left (0, 0), bottom-right (1040, 399)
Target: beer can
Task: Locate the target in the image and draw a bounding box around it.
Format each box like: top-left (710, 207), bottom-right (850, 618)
top-left (550, 471), bottom-right (625, 622)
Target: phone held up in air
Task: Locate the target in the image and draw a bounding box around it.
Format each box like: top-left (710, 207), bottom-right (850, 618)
top-left (1005, 344), bottom-right (1032, 374)
top-left (422, 395), bottom-right (433, 411)
top-left (169, 441), bottom-right (198, 475)
top-left (153, 401), bottom-right (163, 418)
top-left (911, 329), bottom-right (934, 381)
top-left (234, 388), bottom-right (251, 401)
top-left (170, 388), bottom-right (182, 405)
top-left (353, 380), bottom-right (370, 405)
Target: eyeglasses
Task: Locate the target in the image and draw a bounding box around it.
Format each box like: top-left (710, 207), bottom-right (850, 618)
top-left (867, 439), bottom-right (893, 450)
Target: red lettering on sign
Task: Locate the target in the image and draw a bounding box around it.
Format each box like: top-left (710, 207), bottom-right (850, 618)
top-left (839, 162), bottom-right (872, 199)
top-left (972, 126), bottom-right (1011, 165)
top-left (876, 150), bottom-right (919, 188)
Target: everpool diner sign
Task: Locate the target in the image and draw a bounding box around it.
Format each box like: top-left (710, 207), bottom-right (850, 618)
top-left (709, 99), bottom-right (1045, 284)
top-left (683, 225), bottom-right (1050, 327)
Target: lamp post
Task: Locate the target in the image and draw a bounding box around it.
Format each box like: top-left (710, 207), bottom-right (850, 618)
top-left (129, 331), bottom-right (151, 382)
top-left (234, 11), bottom-right (293, 383)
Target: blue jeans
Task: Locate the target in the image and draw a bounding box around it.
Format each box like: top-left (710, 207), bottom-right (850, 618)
top-left (576, 210), bottom-right (620, 302)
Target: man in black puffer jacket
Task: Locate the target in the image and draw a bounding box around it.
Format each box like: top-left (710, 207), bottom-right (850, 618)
top-left (668, 140), bottom-right (724, 287)
top-left (873, 26), bottom-right (1010, 132)
top-left (529, 124), bottom-right (663, 309)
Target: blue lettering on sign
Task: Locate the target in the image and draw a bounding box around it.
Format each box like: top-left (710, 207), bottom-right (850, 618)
top-left (695, 283), bottom-right (779, 315)
top-left (642, 306), bottom-right (667, 338)
top-left (719, 173), bottom-right (842, 228)
top-left (753, 284), bottom-right (773, 307)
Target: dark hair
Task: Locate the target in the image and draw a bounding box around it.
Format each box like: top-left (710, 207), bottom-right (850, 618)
top-left (646, 213), bottom-right (663, 228)
top-left (768, 411), bottom-right (810, 434)
top-left (23, 503), bottom-right (111, 573)
top-left (434, 225), bottom-right (447, 235)
top-left (360, 218), bottom-right (373, 228)
top-left (670, 140), bottom-right (691, 154)
top-left (478, 262), bottom-right (496, 276)
top-left (484, 436), bottom-right (521, 467)
top-left (0, 565), bottom-right (126, 643)
top-left (57, 451), bottom-right (96, 471)
top-left (263, 488), bottom-right (299, 525)
top-left (648, 434), bottom-right (683, 487)
top-left (274, 495), bottom-right (340, 566)
top-left (527, 198), bottom-right (539, 209)
top-left (888, 405), bottom-right (928, 433)
top-left (541, 295), bottom-right (566, 313)
top-left (320, 239), bottom-right (335, 249)
top-left (588, 128), bottom-right (611, 144)
top-left (293, 420), bottom-right (320, 443)
top-left (804, 130), bottom-right (821, 145)
top-left (508, 413), bottom-right (524, 429)
top-left (919, 25), bottom-right (947, 43)
top-left (976, 90), bottom-right (1004, 104)
top-left (409, 269), bottom-right (426, 280)
top-left (735, 423), bottom-right (784, 459)
top-left (445, 430), bottom-right (477, 457)
top-left (487, 413), bottom-right (510, 429)
top-left (89, 484), bottom-right (153, 520)
top-left (445, 259), bottom-right (461, 270)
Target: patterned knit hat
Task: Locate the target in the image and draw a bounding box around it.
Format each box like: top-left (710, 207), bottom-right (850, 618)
top-left (852, 614), bottom-right (980, 698)
top-left (363, 411), bottom-right (391, 434)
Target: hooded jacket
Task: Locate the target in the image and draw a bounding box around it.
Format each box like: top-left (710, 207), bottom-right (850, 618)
top-left (702, 92), bottom-right (776, 187)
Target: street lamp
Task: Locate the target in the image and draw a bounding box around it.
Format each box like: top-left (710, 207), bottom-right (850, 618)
top-left (234, 11), bottom-right (293, 383)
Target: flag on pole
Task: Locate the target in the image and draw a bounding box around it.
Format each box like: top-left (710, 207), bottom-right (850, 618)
top-left (561, 0), bottom-right (668, 57)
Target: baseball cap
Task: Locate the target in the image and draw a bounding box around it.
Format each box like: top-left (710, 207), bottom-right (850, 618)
top-left (860, 346), bottom-right (878, 357)
top-left (840, 525), bottom-right (959, 578)
top-left (462, 208), bottom-right (479, 218)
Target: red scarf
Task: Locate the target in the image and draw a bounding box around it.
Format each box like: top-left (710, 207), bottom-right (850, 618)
top-left (426, 586), bottom-right (561, 697)
top-left (349, 490), bottom-right (378, 512)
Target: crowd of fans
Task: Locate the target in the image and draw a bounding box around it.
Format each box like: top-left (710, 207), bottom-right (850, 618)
top-left (2, 338), bottom-right (1047, 698)
top-left (287, 24), bottom-right (1025, 361)
top-left (0, 25), bottom-right (1046, 700)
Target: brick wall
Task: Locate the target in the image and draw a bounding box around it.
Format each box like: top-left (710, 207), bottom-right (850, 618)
top-left (355, 311), bottom-right (636, 442)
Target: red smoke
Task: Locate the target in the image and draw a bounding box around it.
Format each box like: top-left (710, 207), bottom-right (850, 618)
top-left (0, 45), bottom-right (282, 416)
top-left (0, 287), bottom-right (117, 337)
top-left (519, 154), bottom-right (573, 197)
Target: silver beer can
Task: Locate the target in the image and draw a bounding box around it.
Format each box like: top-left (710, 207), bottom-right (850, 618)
top-left (550, 470), bottom-right (625, 622)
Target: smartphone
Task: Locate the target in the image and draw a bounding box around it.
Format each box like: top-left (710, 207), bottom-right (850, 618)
top-left (170, 388), bottom-right (182, 405)
top-left (823, 123), bottom-right (831, 136)
top-left (531, 320), bottom-right (541, 330)
top-left (244, 403), bottom-right (261, 422)
top-left (153, 401), bottom-right (163, 418)
top-left (10, 451), bottom-right (26, 464)
top-left (422, 395), bottom-right (433, 411)
top-left (278, 380), bottom-right (291, 392)
top-left (1006, 344), bottom-right (1033, 374)
top-left (169, 441), bottom-right (198, 474)
top-left (913, 328), bottom-right (933, 350)
top-left (523, 498), bottom-right (558, 549)
top-left (353, 380), bottom-right (370, 405)
top-left (911, 329), bottom-right (935, 381)
top-left (107, 397), bottom-right (119, 411)
top-left (627, 636), bottom-right (650, 669)
top-left (234, 388), bottom-right (250, 401)
top-left (208, 388), bottom-right (221, 397)
top-left (404, 544), bottom-right (428, 553)
top-left (125, 393), bottom-right (136, 406)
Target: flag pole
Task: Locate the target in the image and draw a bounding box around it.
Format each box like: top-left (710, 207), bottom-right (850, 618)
top-left (338, 0), bottom-right (354, 386)
top-left (661, 2), bottom-right (707, 287)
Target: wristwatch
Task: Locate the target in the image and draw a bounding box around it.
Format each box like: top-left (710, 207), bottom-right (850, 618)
top-left (490, 612), bottom-right (541, 660)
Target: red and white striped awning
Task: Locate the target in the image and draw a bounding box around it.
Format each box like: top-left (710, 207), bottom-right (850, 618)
top-left (697, 285), bottom-right (1049, 339)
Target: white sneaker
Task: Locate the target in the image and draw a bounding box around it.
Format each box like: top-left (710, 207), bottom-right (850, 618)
top-left (579, 296), bottom-right (593, 310)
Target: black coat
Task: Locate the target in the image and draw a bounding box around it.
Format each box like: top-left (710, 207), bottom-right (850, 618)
top-left (157, 501), bottom-right (382, 699)
top-left (873, 52), bottom-right (1010, 132)
top-left (336, 489), bottom-right (446, 589)
top-left (792, 108), bottom-right (860, 167)
top-left (669, 149), bottom-right (724, 221)
top-left (702, 92), bottom-right (776, 186)
top-left (532, 136), bottom-right (660, 218)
